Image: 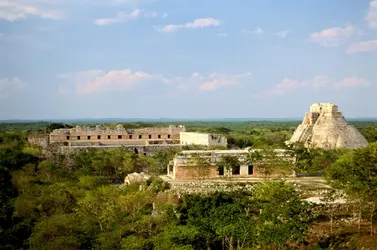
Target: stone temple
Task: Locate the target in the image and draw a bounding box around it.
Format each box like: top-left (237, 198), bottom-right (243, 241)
top-left (288, 103), bottom-right (368, 149)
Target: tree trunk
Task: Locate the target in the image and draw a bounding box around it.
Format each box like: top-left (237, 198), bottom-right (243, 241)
top-left (371, 202), bottom-right (375, 236)
top-left (229, 236), bottom-right (233, 250)
top-left (358, 200), bottom-right (362, 233)
top-left (330, 205), bottom-right (333, 235)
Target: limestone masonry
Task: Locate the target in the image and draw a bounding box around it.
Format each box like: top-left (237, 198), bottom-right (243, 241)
top-left (49, 124), bottom-right (228, 148)
top-left (167, 148), bottom-right (294, 180)
top-left (180, 132), bottom-right (227, 147)
top-left (288, 103), bottom-right (368, 149)
top-left (50, 124), bottom-right (185, 146)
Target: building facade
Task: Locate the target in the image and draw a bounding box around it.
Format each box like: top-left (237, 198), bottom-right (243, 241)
top-left (49, 124), bottom-right (185, 146)
top-left (179, 132), bottom-right (228, 147)
top-left (167, 148), bottom-right (294, 180)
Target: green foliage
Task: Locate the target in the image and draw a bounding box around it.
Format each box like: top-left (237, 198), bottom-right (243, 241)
top-left (325, 142), bottom-right (377, 200)
top-left (189, 154), bottom-right (212, 180)
top-left (1, 121), bottom-right (377, 249)
top-left (251, 181), bottom-right (311, 247)
top-left (152, 148), bottom-right (181, 175)
top-left (46, 123), bottom-right (73, 133)
top-left (217, 154), bottom-right (241, 178)
top-left (152, 225), bottom-right (200, 250)
top-left (176, 182), bottom-right (311, 249)
top-left (293, 146), bottom-right (348, 174)
top-left (248, 148), bottom-right (292, 177)
top-left (29, 214), bottom-right (89, 250)
top-left (326, 142), bottom-right (377, 235)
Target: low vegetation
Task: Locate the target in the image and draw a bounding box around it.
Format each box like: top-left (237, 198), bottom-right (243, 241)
top-left (0, 121), bottom-right (376, 249)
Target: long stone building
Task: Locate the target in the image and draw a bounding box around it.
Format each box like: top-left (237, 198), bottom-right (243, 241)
top-left (288, 103), bottom-right (368, 149)
top-left (167, 148), bottom-right (294, 180)
top-left (49, 124), bottom-right (228, 148)
top-left (50, 124), bottom-right (185, 146)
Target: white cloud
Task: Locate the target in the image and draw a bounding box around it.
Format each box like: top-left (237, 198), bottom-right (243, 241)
top-left (346, 39), bottom-right (377, 54)
top-left (367, 0), bottom-right (377, 29)
top-left (144, 11), bottom-right (157, 18)
top-left (256, 75), bottom-right (370, 98)
top-left (252, 27), bottom-right (263, 34)
top-left (0, 1), bottom-right (61, 21)
top-left (94, 9), bottom-right (142, 25)
top-left (334, 77), bottom-right (370, 88)
top-left (199, 72), bottom-right (252, 91)
top-left (59, 69), bottom-right (251, 94)
top-left (276, 29), bottom-right (291, 38)
top-left (309, 24), bottom-right (358, 47)
top-left (241, 27), bottom-right (264, 35)
top-left (311, 75), bottom-right (331, 88)
top-left (0, 78), bottom-right (25, 99)
top-left (59, 69), bottom-right (166, 94)
top-left (258, 78), bottom-right (308, 97)
top-left (157, 18), bottom-right (221, 33)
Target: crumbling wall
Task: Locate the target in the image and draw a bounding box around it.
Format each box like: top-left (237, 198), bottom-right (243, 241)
top-left (58, 144), bottom-right (182, 156)
top-left (50, 124), bottom-right (184, 144)
top-left (28, 135), bottom-right (50, 148)
top-left (180, 132), bottom-right (228, 147)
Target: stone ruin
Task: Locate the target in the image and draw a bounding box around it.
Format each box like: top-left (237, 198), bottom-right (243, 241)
top-left (49, 124), bottom-right (186, 146)
top-left (288, 103), bottom-right (368, 149)
top-left (123, 172), bottom-right (150, 185)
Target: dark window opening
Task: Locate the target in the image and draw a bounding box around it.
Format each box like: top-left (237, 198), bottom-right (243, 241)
top-left (87, 136), bottom-right (91, 140)
top-left (218, 166), bottom-right (224, 176)
top-left (158, 135), bottom-right (161, 139)
top-left (168, 134), bottom-right (171, 139)
top-left (232, 166), bottom-right (240, 175)
top-left (248, 165), bottom-right (254, 175)
top-left (77, 136), bottom-right (81, 140)
top-left (98, 135), bottom-right (101, 140)
top-left (66, 136), bottom-right (70, 140)
top-left (143, 153), bottom-right (147, 156)
top-left (108, 135), bottom-right (111, 139)
top-left (139, 135), bottom-right (142, 139)
top-left (129, 135), bottom-right (133, 139)
top-left (149, 135), bottom-right (152, 139)
top-left (118, 135), bottom-right (122, 139)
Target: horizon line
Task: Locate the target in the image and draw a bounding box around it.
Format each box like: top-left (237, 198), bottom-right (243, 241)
top-left (1, 116), bottom-right (377, 123)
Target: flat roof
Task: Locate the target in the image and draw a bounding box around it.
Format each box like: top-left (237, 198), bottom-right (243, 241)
top-left (179, 148), bottom-right (289, 155)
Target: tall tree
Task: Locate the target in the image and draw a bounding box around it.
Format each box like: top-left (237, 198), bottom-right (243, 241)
top-left (247, 148), bottom-right (292, 177)
top-left (189, 154), bottom-right (212, 180)
top-left (326, 142), bottom-right (377, 235)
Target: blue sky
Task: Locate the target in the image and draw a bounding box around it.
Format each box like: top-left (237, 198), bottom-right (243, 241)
top-left (1, 0), bottom-right (376, 119)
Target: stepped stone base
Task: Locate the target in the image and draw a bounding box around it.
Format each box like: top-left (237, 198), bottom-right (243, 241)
top-left (288, 103), bottom-right (368, 149)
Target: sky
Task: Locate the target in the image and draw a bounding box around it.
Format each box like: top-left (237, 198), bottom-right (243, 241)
top-left (1, 0), bottom-right (377, 120)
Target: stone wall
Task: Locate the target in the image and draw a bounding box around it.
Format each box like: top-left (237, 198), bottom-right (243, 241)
top-left (180, 132), bottom-right (227, 147)
top-left (50, 124), bottom-right (185, 145)
top-left (288, 102), bottom-right (368, 149)
top-left (28, 135), bottom-right (50, 148)
top-left (58, 144), bottom-right (182, 156)
top-left (168, 149), bottom-right (294, 180)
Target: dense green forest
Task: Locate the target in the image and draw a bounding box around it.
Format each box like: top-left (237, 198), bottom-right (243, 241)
top-left (0, 121), bottom-right (377, 249)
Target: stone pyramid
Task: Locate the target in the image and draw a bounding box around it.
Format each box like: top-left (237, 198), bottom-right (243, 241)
top-left (288, 103), bottom-right (368, 149)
